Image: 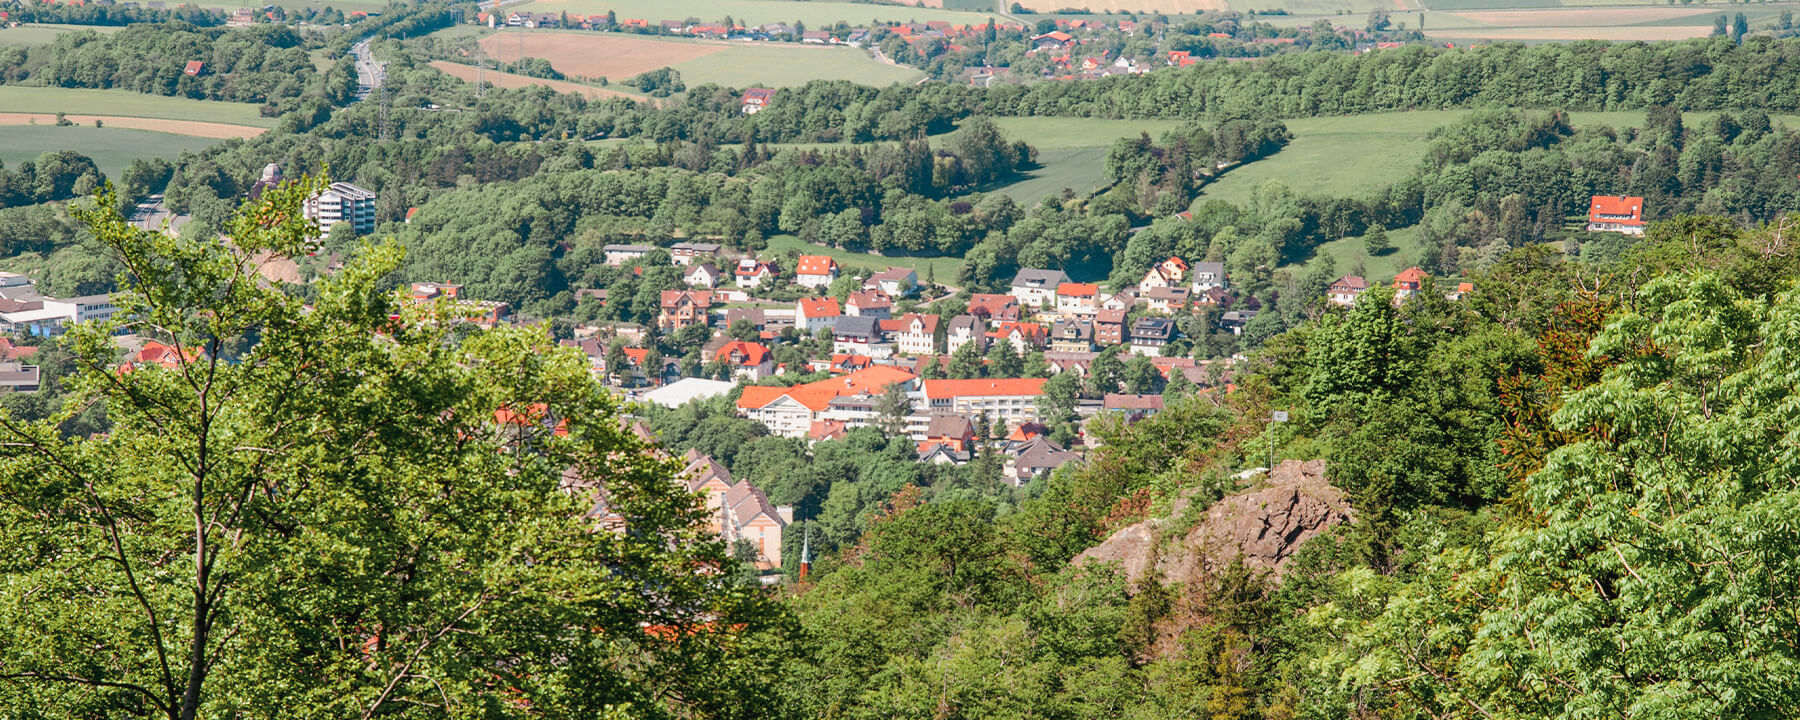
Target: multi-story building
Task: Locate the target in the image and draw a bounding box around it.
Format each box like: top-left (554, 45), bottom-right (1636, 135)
top-left (1328, 275), bottom-right (1368, 307)
top-left (658, 290), bottom-right (714, 331)
top-left (1010, 269), bottom-right (1069, 309)
top-left (795, 255), bottom-right (840, 289)
top-left (1586, 195), bottom-right (1646, 235)
top-left (920, 378), bottom-right (1046, 428)
top-left (303, 182), bottom-right (377, 235)
top-left (888, 312), bottom-right (939, 355)
top-left (1129, 316), bottom-right (1176, 357)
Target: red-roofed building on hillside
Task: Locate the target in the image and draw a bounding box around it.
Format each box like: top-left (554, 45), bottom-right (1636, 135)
top-left (119, 340), bottom-right (204, 374)
top-left (713, 341), bottom-right (774, 381)
top-left (734, 258), bottom-right (774, 289)
top-left (1328, 275), bottom-right (1368, 307)
top-left (735, 366), bottom-right (918, 437)
top-left (183, 60), bottom-right (204, 76)
top-left (967, 293), bottom-right (1020, 327)
top-left (1587, 195), bottom-right (1646, 236)
top-left (1032, 30), bottom-right (1074, 51)
top-left (795, 296), bottom-right (841, 332)
top-left (885, 312), bottom-right (940, 355)
top-left (1392, 267), bottom-right (1428, 302)
top-left (740, 87), bottom-right (776, 114)
top-left (795, 255), bottom-right (840, 289)
top-left (658, 290), bottom-right (714, 331)
top-left (923, 378), bottom-right (1047, 428)
top-left (990, 321), bottom-right (1044, 353)
top-left (1055, 282), bottom-right (1099, 317)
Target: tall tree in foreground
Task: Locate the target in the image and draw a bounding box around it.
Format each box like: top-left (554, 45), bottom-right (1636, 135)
top-left (1331, 272), bottom-right (1800, 717)
top-left (0, 181), bottom-right (797, 719)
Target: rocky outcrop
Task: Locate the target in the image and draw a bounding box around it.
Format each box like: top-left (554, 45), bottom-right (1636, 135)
top-left (1074, 459), bottom-right (1351, 587)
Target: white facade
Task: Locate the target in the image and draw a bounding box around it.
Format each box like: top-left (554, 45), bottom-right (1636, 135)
top-left (303, 182), bottom-right (377, 235)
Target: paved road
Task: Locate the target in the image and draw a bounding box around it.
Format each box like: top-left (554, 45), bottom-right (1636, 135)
top-left (131, 194), bottom-right (190, 234)
top-left (350, 37), bottom-right (386, 100)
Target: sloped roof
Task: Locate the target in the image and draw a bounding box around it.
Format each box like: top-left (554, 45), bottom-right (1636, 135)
top-left (1589, 195), bottom-right (1645, 223)
top-left (1394, 267), bottom-right (1429, 285)
top-left (925, 414), bottom-right (975, 438)
top-left (1011, 269), bottom-right (1070, 288)
top-left (797, 296), bottom-right (840, 318)
top-left (796, 255), bottom-right (839, 275)
top-left (736, 366), bottom-right (917, 412)
top-left (1057, 282), bottom-right (1099, 298)
top-left (715, 341), bottom-right (771, 366)
top-left (923, 378), bottom-right (1047, 400)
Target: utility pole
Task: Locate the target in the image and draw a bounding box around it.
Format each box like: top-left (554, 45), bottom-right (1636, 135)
top-left (378, 86), bottom-right (391, 143)
top-left (1268, 410), bottom-right (1287, 473)
top-left (475, 43), bottom-right (487, 99)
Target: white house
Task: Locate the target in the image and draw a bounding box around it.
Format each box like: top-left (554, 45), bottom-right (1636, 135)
top-left (795, 255), bottom-right (840, 289)
top-left (1010, 269), bottom-right (1070, 309)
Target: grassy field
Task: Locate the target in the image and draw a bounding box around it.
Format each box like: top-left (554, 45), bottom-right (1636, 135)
top-left (0, 23), bottom-right (119, 46)
top-left (765, 234), bottom-right (965, 282)
top-left (472, 30), bottom-right (922, 87)
top-left (1299, 225), bottom-right (1426, 281)
top-left (0, 87), bottom-right (277, 127)
top-left (507, 0), bottom-right (1003, 27)
top-left (1202, 111), bottom-right (1465, 205)
top-left (0, 125), bottom-right (224, 177)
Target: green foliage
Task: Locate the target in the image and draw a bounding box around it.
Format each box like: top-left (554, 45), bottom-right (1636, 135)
top-left (0, 182), bottom-right (795, 718)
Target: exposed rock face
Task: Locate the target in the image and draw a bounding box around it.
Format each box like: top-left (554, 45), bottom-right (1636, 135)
top-left (1074, 459), bottom-right (1351, 587)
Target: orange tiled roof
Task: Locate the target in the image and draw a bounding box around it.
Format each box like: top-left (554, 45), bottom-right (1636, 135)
top-left (922, 377), bottom-right (1046, 400)
top-left (795, 255), bottom-right (838, 276)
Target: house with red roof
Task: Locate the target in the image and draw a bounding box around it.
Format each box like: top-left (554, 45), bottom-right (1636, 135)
top-left (990, 321), bottom-right (1044, 353)
top-left (183, 60), bottom-right (204, 76)
top-left (795, 296), bottom-right (841, 332)
top-left (967, 293), bottom-right (1020, 327)
top-left (1392, 267), bottom-right (1428, 301)
top-left (713, 341), bottom-right (774, 381)
top-left (885, 312), bottom-right (940, 355)
top-left (658, 290), bottom-right (713, 331)
top-left (740, 87), bottom-right (776, 114)
top-left (794, 255), bottom-right (839, 289)
top-left (1587, 195), bottom-right (1646, 236)
top-left (1168, 50), bottom-right (1197, 68)
top-left (1032, 30), bottom-right (1074, 51)
top-left (734, 258), bottom-right (774, 289)
top-left (120, 340), bottom-right (204, 374)
top-left (1328, 275), bottom-right (1368, 307)
top-left (1055, 282), bottom-right (1099, 317)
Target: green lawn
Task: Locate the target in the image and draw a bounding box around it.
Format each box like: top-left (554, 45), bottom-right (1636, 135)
top-left (509, 0), bottom-right (1002, 26)
top-left (1298, 225), bottom-right (1426, 281)
top-left (0, 23), bottom-right (119, 46)
top-left (988, 116), bottom-right (1188, 150)
top-left (1201, 110), bottom-right (1467, 206)
top-left (673, 44), bottom-right (923, 88)
top-left (981, 147), bottom-right (1112, 204)
top-left (0, 125), bottom-right (224, 177)
top-left (0, 87), bottom-right (277, 127)
top-left (766, 234), bottom-right (964, 283)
